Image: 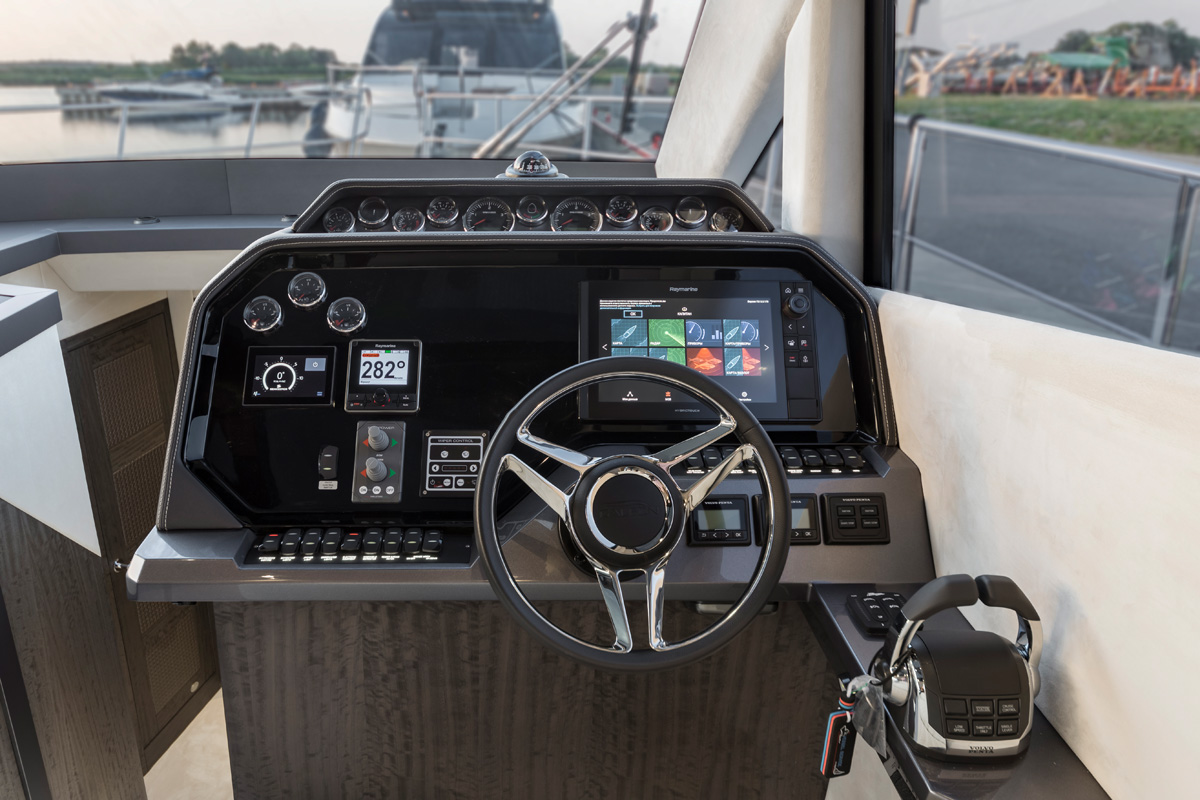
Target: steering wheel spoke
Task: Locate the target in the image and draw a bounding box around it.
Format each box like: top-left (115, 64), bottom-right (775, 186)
top-left (683, 443), bottom-right (756, 512)
top-left (516, 427), bottom-right (598, 473)
top-left (595, 567), bottom-right (634, 653)
top-left (646, 558), bottom-right (671, 651)
top-left (650, 417), bottom-right (737, 469)
top-left (499, 453), bottom-right (569, 522)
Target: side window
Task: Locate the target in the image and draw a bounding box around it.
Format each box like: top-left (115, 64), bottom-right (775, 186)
top-left (744, 125), bottom-right (784, 226)
top-left (893, 1), bottom-right (1200, 352)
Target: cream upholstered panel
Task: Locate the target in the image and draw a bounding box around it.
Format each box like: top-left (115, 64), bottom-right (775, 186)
top-left (876, 290), bottom-right (1200, 799)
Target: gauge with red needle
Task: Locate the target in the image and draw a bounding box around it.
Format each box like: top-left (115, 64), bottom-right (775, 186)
top-left (243, 295), bottom-right (282, 332)
top-left (550, 197), bottom-right (602, 231)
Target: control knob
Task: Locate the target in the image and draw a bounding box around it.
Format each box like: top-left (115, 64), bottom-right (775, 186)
top-left (365, 457), bottom-right (388, 483)
top-left (785, 293), bottom-right (812, 318)
top-left (367, 425), bottom-right (390, 452)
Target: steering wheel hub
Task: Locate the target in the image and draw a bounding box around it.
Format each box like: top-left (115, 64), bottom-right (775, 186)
top-left (572, 458), bottom-right (683, 568)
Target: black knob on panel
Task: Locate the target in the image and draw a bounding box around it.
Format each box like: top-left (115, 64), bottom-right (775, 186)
top-left (785, 293), bottom-right (811, 318)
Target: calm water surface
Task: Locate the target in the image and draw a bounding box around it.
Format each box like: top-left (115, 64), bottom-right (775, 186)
top-left (0, 85), bottom-right (313, 163)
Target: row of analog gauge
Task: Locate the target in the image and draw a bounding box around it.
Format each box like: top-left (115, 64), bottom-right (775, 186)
top-left (321, 195), bottom-right (747, 233)
top-left (242, 271), bottom-right (366, 334)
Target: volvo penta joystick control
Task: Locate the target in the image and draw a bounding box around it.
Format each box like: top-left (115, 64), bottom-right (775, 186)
top-left (872, 574), bottom-right (1043, 759)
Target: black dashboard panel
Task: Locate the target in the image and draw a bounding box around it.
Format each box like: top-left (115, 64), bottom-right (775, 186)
top-left (132, 177), bottom-right (931, 604)
top-left (189, 248), bottom-right (860, 525)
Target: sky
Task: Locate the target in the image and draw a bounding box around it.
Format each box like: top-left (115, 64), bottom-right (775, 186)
top-left (0, 0), bottom-right (703, 65)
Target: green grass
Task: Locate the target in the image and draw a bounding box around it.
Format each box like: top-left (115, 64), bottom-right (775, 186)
top-left (896, 95), bottom-right (1200, 158)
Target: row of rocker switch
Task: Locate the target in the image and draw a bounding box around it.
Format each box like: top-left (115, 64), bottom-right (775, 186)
top-left (779, 446), bottom-right (864, 469)
top-left (682, 446), bottom-right (865, 471)
top-left (263, 527), bottom-right (443, 556)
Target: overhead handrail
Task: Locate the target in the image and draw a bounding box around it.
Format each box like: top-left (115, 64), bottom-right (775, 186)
top-left (472, 16), bottom-right (637, 159)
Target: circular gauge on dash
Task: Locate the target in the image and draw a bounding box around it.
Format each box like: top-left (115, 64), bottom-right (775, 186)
top-left (392, 206), bottom-right (425, 232)
top-left (463, 197), bottom-right (515, 232)
top-left (515, 195), bottom-right (548, 226)
top-left (605, 195), bottom-right (638, 227)
top-left (674, 196), bottom-right (708, 229)
top-left (286, 271), bottom-right (327, 308)
top-left (326, 297), bottom-right (366, 334)
top-left (426, 196), bottom-right (460, 229)
top-left (243, 295), bottom-right (283, 332)
top-left (710, 206), bottom-right (745, 233)
top-left (357, 196), bottom-right (390, 228)
top-left (322, 206), bottom-right (355, 233)
top-left (551, 197), bottom-right (602, 231)
top-left (639, 206), bottom-right (674, 232)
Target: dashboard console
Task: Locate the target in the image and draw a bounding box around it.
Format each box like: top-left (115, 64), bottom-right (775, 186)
top-left (130, 175), bottom-right (933, 602)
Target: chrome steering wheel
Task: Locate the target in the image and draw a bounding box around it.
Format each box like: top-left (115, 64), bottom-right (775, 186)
top-left (474, 357), bottom-right (791, 671)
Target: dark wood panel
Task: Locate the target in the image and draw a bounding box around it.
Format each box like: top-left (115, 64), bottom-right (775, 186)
top-left (0, 500), bottom-right (147, 800)
top-left (215, 600), bottom-right (837, 799)
top-left (0, 649), bottom-right (29, 800)
top-left (62, 300), bottom-right (220, 771)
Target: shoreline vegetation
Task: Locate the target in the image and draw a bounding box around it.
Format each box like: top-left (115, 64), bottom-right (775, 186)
top-left (896, 95), bottom-right (1200, 158)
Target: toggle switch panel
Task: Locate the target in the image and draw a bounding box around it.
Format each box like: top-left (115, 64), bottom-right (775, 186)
top-left (351, 420), bottom-right (404, 503)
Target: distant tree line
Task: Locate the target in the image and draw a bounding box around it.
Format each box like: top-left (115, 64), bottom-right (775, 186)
top-left (1054, 19), bottom-right (1200, 69)
top-left (168, 40), bottom-right (338, 72)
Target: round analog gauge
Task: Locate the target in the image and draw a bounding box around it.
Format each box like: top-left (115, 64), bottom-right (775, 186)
top-left (426, 196), bottom-right (460, 228)
top-left (357, 196), bottom-right (390, 228)
top-left (243, 295), bottom-right (283, 332)
top-left (674, 196), bottom-right (708, 229)
top-left (605, 195), bottom-right (638, 227)
top-left (550, 197), bottom-right (602, 232)
top-left (326, 296), bottom-right (366, 334)
top-left (463, 197), bottom-right (515, 232)
top-left (392, 206), bottom-right (425, 232)
top-left (286, 271), bottom-right (327, 308)
top-left (515, 195), bottom-right (548, 226)
top-left (639, 206), bottom-right (674, 232)
top-left (321, 206), bottom-right (355, 233)
top-left (710, 206), bottom-right (745, 233)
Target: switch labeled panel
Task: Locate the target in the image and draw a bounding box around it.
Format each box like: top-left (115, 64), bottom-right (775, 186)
top-left (350, 420), bottom-right (404, 503)
top-left (822, 495), bottom-right (889, 544)
top-left (423, 431), bottom-right (488, 495)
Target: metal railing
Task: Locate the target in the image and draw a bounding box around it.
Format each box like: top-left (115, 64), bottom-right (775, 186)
top-left (0, 94), bottom-right (368, 161)
top-left (0, 76), bottom-right (669, 162)
top-left (410, 91), bottom-right (673, 160)
top-left (894, 115), bottom-right (1200, 348)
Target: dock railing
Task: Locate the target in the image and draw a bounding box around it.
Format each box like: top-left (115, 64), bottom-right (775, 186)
top-left (893, 115), bottom-right (1200, 349)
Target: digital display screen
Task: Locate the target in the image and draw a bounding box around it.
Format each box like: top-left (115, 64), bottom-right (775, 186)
top-left (358, 348), bottom-right (411, 386)
top-left (243, 348), bottom-right (335, 405)
top-left (791, 503), bottom-right (814, 530)
top-left (582, 282), bottom-right (788, 421)
top-left (696, 507), bottom-right (744, 531)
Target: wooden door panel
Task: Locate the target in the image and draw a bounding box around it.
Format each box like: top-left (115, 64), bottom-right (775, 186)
top-left (62, 300), bottom-right (219, 772)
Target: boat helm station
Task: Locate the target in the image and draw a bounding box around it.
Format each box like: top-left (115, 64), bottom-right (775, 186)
top-left (120, 149), bottom-right (1095, 797)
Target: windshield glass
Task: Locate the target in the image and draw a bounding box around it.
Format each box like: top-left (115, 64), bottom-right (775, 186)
top-left (0, 0), bottom-right (702, 164)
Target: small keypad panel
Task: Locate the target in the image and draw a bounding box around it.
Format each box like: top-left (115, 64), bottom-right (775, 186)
top-left (823, 495), bottom-right (889, 544)
top-left (245, 526), bottom-right (471, 566)
top-left (847, 590), bottom-right (905, 636)
top-left (677, 445), bottom-right (874, 478)
top-left (941, 697), bottom-right (1023, 741)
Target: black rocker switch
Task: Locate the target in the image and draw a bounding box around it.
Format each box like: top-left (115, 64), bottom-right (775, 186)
top-left (318, 445), bottom-right (338, 480)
